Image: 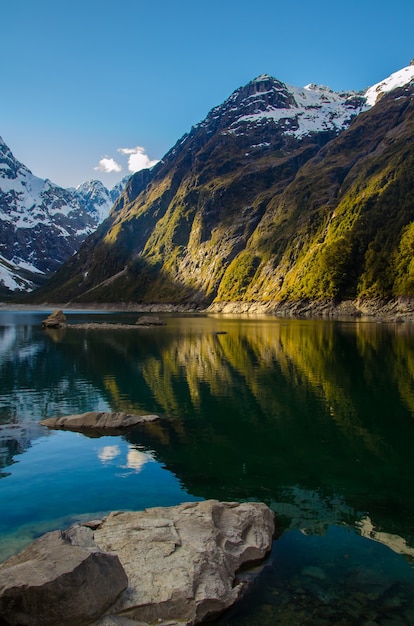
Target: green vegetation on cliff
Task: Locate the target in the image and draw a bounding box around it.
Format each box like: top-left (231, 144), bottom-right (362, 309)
top-left (31, 80), bottom-right (414, 307)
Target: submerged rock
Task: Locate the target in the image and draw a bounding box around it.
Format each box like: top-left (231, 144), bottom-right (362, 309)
top-left (0, 529), bottom-right (127, 626)
top-left (301, 565), bottom-right (327, 581)
top-left (40, 411), bottom-right (160, 434)
top-left (41, 309), bottom-right (67, 328)
top-left (0, 500), bottom-right (275, 626)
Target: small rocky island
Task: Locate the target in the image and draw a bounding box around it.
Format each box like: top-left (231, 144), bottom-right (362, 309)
top-left (40, 411), bottom-right (161, 434)
top-left (0, 500), bottom-right (275, 626)
top-left (41, 310), bottom-right (167, 331)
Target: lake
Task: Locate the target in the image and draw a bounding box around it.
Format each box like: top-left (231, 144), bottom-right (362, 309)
top-left (1, 309), bottom-right (414, 624)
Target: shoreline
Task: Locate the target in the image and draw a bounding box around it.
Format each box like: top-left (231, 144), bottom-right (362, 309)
top-left (207, 297), bottom-right (414, 322)
top-left (1, 296), bottom-right (414, 322)
top-left (0, 302), bottom-right (202, 314)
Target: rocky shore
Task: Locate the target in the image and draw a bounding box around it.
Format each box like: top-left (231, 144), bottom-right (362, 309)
top-left (0, 500), bottom-right (275, 626)
top-left (3, 297), bottom-right (414, 322)
top-left (207, 296), bottom-right (414, 322)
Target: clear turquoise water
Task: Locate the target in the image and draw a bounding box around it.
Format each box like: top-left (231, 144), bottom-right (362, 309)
top-left (1, 310), bottom-right (414, 624)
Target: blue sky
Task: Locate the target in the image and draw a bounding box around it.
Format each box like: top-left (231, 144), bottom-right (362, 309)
top-left (2, 0), bottom-right (414, 188)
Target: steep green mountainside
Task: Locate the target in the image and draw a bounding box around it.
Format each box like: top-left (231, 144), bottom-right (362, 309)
top-left (32, 78), bottom-right (414, 308)
top-left (244, 82), bottom-right (414, 302)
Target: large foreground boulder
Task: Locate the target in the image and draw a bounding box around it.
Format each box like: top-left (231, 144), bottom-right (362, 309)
top-left (0, 529), bottom-right (127, 626)
top-left (40, 411), bottom-right (160, 434)
top-left (0, 501), bottom-right (275, 626)
top-left (91, 500), bottom-right (275, 624)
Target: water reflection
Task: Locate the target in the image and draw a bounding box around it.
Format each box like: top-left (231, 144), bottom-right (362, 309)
top-left (125, 447), bottom-right (153, 472)
top-left (98, 444), bottom-right (121, 462)
top-left (1, 312), bottom-right (414, 566)
top-left (357, 516), bottom-right (414, 559)
top-left (0, 430), bottom-right (198, 562)
top-left (97, 443), bottom-right (153, 473)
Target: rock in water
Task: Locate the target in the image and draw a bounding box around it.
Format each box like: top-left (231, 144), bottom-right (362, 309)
top-left (40, 411), bottom-right (160, 434)
top-left (135, 315), bottom-right (166, 326)
top-left (0, 529), bottom-right (127, 626)
top-left (41, 309), bottom-right (67, 328)
top-left (91, 500), bottom-right (275, 624)
top-left (0, 501), bottom-right (274, 625)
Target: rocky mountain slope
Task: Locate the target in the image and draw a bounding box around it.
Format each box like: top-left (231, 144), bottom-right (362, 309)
top-left (30, 63), bottom-right (414, 311)
top-left (0, 139), bottom-right (124, 296)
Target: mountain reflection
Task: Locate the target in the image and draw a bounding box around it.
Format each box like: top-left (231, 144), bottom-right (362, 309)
top-left (54, 317), bottom-right (414, 544)
top-left (1, 314), bottom-right (414, 548)
top-left (0, 320), bottom-right (110, 477)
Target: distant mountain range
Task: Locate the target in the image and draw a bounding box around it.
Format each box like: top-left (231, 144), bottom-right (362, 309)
top-left (9, 61), bottom-right (414, 312)
top-left (69, 178), bottom-right (128, 224)
top-left (0, 138), bottom-right (126, 295)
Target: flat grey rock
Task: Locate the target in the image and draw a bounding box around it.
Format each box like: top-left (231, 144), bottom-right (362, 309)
top-left (40, 411), bottom-right (160, 434)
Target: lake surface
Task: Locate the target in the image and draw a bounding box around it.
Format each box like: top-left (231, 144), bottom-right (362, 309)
top-left (1, 309), bottom-right (414, 624)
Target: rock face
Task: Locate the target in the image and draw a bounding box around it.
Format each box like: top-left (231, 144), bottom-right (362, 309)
top-left (40, 411), bottom-right (160, 434)
top-left (91, 500), bottom-right (275, 624)
top-left (0, 529), bottom-right (127, 626)
top-left (41, 309), bottom-right (67, 328)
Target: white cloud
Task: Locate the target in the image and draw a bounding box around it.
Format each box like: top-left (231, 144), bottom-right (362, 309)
top-left (94, 157), bottom-right (122, 174)
top-left (118, 146), bottom-right (159, 173)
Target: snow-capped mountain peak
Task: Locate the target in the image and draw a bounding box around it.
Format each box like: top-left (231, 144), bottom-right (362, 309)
top-left (216, 74), bottom-right (366, 140)
top-left (72, 179), bottom-right (114, 224)
top-left (364, 61), bottom-right (414, 106)
top-left (0, 138), bottom-right (126, 293)
top-left (194, 61), bottom-right (414, 147)
top-left (71, 176), bottom-right (129, 223)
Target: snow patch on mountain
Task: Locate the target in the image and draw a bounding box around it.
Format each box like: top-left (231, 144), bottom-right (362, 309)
top-left (193, 73), bottom-right (366, 143)
top-left (365, 63), bottom-right (414, 106)
top-left (0, 255), bottom-right (35, 291)
top-left (210, 62), bottom-right (414, 142)
top-left (231, 79), bottom-right (365, 138)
